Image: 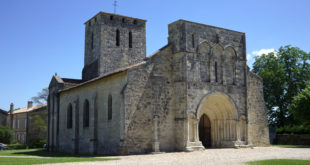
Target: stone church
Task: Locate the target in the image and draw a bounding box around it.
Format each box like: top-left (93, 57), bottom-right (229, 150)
top-left (47, 11), bottom-right (269, 155)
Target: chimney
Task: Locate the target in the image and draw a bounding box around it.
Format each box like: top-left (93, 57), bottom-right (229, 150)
top-left (10, 103), bottom-right (14, 113)
top-left (27, 101), bottom-right (33, 109)
top-left (10, 103), bottom-right (14, 129)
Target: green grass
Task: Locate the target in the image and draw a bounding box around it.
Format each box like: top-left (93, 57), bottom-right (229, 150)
top-left (272, 145), bottom-right (310, 148)
top-left (0, 157), bottom-right (117, 165)
top-left (0, 148), bottom-right (106, 157)
top-left (248, 159), bottom-right (310, 165)
top-left (0, 148), bottom-right (119, 165)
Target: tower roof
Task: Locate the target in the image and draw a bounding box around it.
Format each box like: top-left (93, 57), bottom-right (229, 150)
top-left (84, 11), bottom-right (147, 24)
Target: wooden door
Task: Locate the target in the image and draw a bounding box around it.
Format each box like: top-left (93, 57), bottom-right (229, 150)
top-left (199, 114), bottom-right (211, 148)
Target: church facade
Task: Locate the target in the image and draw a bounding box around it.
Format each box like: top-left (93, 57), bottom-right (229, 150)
top-left (47, 12), bottom-right (269, 155)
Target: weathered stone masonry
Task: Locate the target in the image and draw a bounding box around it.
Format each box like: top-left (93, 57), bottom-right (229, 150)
top-left (47, 11), bottom-right (269, 155)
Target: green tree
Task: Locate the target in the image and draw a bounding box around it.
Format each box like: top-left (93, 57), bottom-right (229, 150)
top-left (252, 45), bottom-right (310, 127)
top-left (28, 114), bottom-right (47, 147)
top-left (290, 86), bottom-right (310, 125)
top-left (31, 88), bottom-right (48, 104)
top-left (0, 126), bottom-right (13, 144)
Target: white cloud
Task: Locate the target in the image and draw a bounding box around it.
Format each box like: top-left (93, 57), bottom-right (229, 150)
top-left (247, 54), bottom-right (251, 60)
top-left (252, 48), bottom-right (276, 57)
top-left (247, 48), bottom-right (276, 60)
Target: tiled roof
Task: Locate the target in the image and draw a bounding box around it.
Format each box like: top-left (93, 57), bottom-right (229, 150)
top-left (8, 104), bottom-right (47, 114)
top-left (0, 109), bottom-right (8, 115)
top-left (59, 61), bottom-right (146, 93)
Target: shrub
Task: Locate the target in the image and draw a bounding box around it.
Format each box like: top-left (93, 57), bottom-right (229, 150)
top-left (8, 143), bottom-right (27, 149)
top-left (277, 125), bottom-right (310, 134)
top-left (0, 126), bottom-right (13, 144)
top-left (30, 139), bottom-right (46, 148)
top-left (290, 86), bottom-right (310, 125)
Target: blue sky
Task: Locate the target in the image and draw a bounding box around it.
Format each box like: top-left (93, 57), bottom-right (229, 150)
top-left (0, 0), bottom-right (309, 110)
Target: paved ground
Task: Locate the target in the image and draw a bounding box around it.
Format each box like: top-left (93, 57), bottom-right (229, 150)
top-left (52, 147), bottom-right (310, 165)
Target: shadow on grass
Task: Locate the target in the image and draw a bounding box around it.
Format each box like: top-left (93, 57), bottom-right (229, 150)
top-left (3, 148), bottom-right (109, 158)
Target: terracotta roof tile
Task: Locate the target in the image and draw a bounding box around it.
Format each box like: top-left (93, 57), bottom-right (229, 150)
top-left (8, 104), bottom-right (47, 114)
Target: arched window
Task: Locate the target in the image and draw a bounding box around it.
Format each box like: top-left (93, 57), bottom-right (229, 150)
top-left (108, 94), bottom-right (112, 120)
top-left (91, 32), bottom-right (94, 49)
top-left (215, 62), bottom-right (218, 82)
top-left (67, 104), bottom-right (72, 129)
top-left (83, 100), bottom-right (89, 127)
top-left (116, 29), bottom-right (120, 46)
top-left (129, 32), bottom-right (132, 48)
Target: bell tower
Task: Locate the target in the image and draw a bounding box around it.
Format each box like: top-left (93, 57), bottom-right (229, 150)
top-left (82, 12), bottom-right (146, 80)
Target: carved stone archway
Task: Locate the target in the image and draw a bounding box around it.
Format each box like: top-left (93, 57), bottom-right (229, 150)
top-left (196, 93), bottom-right (239, 148)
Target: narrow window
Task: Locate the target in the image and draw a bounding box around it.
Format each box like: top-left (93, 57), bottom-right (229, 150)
top-left (83, 100), bottom-right (89, 127)
top-left (108, 94), bottom-right (112, 120)
top-left (91, 32), bottom-right (94, 49)
top-left (110, 15), bottom-right (114, 20)
top-left (24, 119), bottom-right (27, 129)
top-left (133, 20), bottom-right (137, 25)
top-left (17, 119), bottom-right (20, 129)
top-left (122, 18), bottom-right (125, 23)
top-left (215, 62), bottom-right (218, 82)
top-left (116, 29), bottom-right (120, 46)
top-left (129, 32), bottom-right (132, 48)
top-left (94, 17), bottom-right (97, 22)
top-left (192, 34), bottom-right (195, 48)
top-left (67, 104), bottom-right (72, 129)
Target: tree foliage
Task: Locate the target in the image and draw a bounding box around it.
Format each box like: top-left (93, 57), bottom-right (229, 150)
top-left (0, 126), bottom-right (13, 144)
top-left (31, 88), bottom-right (48, 104)
top-left (252, 45), bottom-right (310, 127)
top-left (290, 86), bottom-right (310, 125)
top-left (28, 114), bottom-right (47, 147)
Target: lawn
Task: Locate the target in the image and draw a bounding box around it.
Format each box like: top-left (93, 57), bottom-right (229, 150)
top-left (272, 145), bottom-right (310, 148)
top-left (0, 148), bottom-right (87, 157)
top-left (0, 148), bottom-right (118, 165)
top-left (0, 157), bottom-right (116, 165)
top-left (248, 159), bottom-right (310, 165)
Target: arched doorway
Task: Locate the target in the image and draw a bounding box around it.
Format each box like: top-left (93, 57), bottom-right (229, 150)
top-left (197, 93), bottom-right (239, 148)
top-left (199, 114), bottom-right (211, 148)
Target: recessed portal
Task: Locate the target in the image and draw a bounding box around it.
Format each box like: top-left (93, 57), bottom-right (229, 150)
top-left (196, 93), bottom-right (240, 148)
top-left (199, 114), bottom-right (211, 148)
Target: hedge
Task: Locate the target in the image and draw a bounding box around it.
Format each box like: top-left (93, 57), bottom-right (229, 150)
top-left (276, 125), bottom-right (310, 134)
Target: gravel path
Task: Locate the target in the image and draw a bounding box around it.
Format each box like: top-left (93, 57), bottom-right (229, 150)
top-left (50, 147), bottom-right (310, 165)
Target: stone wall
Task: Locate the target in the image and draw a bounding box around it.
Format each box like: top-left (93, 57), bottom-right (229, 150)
top-left (276, 134), bottom-right (310, 145)
top-left (247, 71), bottom-right (270, 146)
top-left (83, 12), bottom-right (146, 80)
top-left (47, 75), bottom-right (64, 152)
top-left (58, 72), bottom-right (127, 154)
top-left (0, 110), bottom-right (7, 126)
top-left (168, 20), bottom-right (249, 149)
top-left (11, 112), bottom-right (27, 144)
top-left (123, 45), bottom-right (175, 153)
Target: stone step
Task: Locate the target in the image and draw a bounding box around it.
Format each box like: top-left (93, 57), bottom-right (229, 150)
top-left (234, 144), bottom-right (253, 149)
top-left (186, 141), bottom-right (205, 151)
